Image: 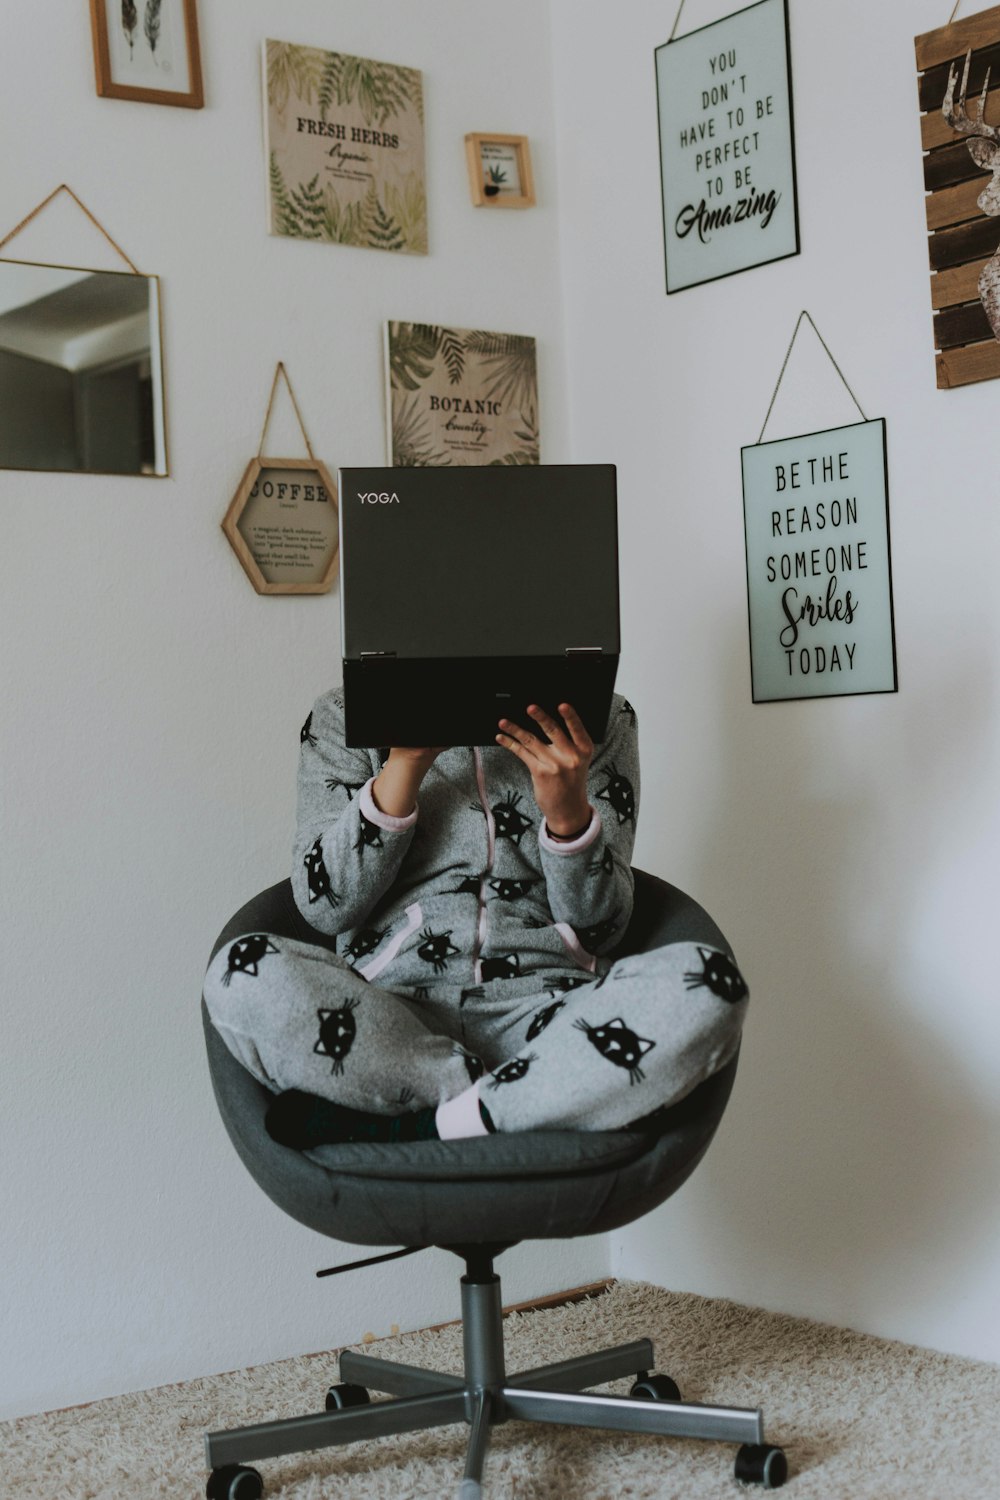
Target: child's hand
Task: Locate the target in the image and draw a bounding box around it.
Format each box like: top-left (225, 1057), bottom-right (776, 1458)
top-left (496, 703), bottom-right (594, 837)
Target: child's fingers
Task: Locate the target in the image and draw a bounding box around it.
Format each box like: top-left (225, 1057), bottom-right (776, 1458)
top-left (496, 719), bottom-right (542, 763)
top-left (557, 702), bottom-right (594, 757)
top-left (526, 704), bottom-right (566, 745)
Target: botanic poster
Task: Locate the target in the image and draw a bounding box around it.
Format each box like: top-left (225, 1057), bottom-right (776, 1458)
top-left (384, 323), bottom-right (539, 466)
top-left (263, 40), bottom-right (427, 254)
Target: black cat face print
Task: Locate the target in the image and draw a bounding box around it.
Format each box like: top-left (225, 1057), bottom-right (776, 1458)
top-left (595, 764), bottom-right (636, 825)
top-left (354, 812), bottom-right (384, 855)
top-left (488, 877), bottom-right (539, 902)
top-left (545, 974), bottom-right (591, 993)
top-left (343, 926), bottom-right (388, 965)
top-left (480, 953), bottom-right (521, 982)
top-left (526, 997), bottom-right (565, 1040)
top-left (491, 791), bottom-right (533, 845)
top-left (684, 947), bottom-right (748, 1004)
top-left (313, 1000), bottom-right (359, 1075)
top-left (222, 934), bottom-right (278, 985)
top-left (453, 1044), bottom-right (485, 1083)
top-left (487, 1053), bottom-right (537, 1089)
top-left (573, 911), bottom-right (622, 950)
top-left (588, 846), bottom-right (615, 878)
top-left (304, 839), bottom-right (341, 907)
top-left (417, 927), bottom-right (460, 973)
top-left (574, 1015), bottom-right (655, 1084)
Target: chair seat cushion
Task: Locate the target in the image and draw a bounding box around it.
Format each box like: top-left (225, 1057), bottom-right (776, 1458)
top-left (304, 1126), bottom-right (652, 1181)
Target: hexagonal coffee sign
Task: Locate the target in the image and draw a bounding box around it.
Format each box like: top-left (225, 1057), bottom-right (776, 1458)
top-left (222, 457), bottom-right (339, 594)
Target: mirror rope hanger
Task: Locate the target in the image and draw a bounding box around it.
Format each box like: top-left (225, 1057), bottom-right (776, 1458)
top-left (0, 184), bottom-right (141, 273)
top-left (257, 360), bottom-right (317, 462)
top-left (756, 310), bottom-right (867, 444)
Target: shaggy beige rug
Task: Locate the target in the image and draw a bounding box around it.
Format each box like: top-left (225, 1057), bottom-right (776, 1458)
top-left (4, 1280), bottom-right (999, 1498)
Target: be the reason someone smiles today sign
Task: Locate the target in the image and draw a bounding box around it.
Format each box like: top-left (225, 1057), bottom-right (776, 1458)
top-left (741, 420), bottom-right (898, 703)
top-left (655, 0), bottom-right (799, 292)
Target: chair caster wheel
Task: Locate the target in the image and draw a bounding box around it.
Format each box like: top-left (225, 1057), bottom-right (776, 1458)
top-left (734, 1443), bottom-right (788, 1488)
top-left (629, 1372), bottom-right (681, 1402)
top-left (206, 1465), bottom-right (264, 1500)
top-left (325, 1381), bottom-right (371, 1411)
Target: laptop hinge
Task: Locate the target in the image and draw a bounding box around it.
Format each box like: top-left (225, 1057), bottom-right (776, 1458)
top-left (359, 651), bottom-right (397, 659)
top-left (565, 646), bottom-right (603, 656)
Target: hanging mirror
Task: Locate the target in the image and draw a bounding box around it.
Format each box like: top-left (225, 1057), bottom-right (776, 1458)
top-left (0, 256), bottom-right (167, 476)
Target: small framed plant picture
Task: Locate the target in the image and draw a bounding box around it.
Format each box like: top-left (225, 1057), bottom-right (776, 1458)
top-left (465, 133), bottom-right (536, 207)
top-left (89, 0), bottom-right (204, 108)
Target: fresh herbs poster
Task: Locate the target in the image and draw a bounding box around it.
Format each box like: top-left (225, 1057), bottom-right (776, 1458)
top-left (741, 420), bottom-right (898, 703)
top-left (655, 0), bottom-right (799, 292)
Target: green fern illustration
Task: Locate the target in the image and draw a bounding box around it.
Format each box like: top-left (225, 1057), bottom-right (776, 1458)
top-left (288, 174), bottom-right (327, 239)
top-left (392, 393), bottom-right (451, 467)
top-left (332, 55), bottom-right (421, 126)
top-left (367, 196), bottom-right (405, 251)
top-left (384, 177), bottom-right (428, 254)
top-left (320, 185), bottom-right (363, 245)
top-left (388, 323), bottom-right (441, 390)
top-left (464, 331), bottom-right (537, 412)
top-left (269, 157), bottom-right (331, 239)
top-left (438, 330), bottom-right (466, 385)
top-left (266, 41), bottom-right (326, 113)
top-left (489, 404), bottom-right (540, 465)
top-left (268, 153), bottom-right (299, 235)
top-left (317, 51), bottom-right (344, 122)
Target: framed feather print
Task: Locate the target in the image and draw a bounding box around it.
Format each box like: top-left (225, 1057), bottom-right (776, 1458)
top-left (263, 41), bottom-right (427, 255)
top-left (90, 0), bottom-right (204, 108)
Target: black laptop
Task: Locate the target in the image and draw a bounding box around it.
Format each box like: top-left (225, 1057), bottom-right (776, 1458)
top-left (339, 464), bottom-right (620, 748)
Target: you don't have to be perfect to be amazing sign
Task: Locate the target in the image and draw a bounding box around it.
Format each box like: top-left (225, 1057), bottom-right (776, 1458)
top-left (655, 0), bottom-right (799, 292)
top-left (741, 420), bottom-right (898, 703)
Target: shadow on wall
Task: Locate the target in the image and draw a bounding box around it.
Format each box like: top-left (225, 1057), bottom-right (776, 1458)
top-left (658, 630), bottom-right (999, 1337)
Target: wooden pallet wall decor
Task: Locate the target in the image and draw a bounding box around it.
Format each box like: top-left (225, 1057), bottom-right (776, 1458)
top-left (915, 4), bottom-right (1000, 388)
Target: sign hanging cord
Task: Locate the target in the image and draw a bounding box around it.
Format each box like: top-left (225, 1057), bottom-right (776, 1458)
top-left (667, 0), bottom-right (689, 43)
top-left (756, 310), bottom-right (868, 445)
top-left (0, 184), bottom-right (141, 273)
top-left (257, 361), bottom-right (317, 461)
top-left (947, 2), bottom-right (963, 24)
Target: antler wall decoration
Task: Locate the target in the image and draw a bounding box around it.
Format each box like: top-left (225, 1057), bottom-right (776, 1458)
top-left (915, 3), bottom-right (1000, 388)
top-left (942, 50), bottom-right (1000, 339)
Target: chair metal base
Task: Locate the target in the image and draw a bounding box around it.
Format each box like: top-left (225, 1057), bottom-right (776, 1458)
top-left (204, 1257), bottom-right (773, 1497)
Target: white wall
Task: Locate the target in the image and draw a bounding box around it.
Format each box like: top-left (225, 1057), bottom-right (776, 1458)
top-left (550, 0), bottom-right (1000, 1362)
top-left (5, 0), bottom-right (999, 1428)
top-left (0, 0), bottom-right (610, 1423)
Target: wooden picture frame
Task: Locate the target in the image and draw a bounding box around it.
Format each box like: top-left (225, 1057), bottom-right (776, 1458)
top-left (465, 134), bottom-right (536, 207)
top-left (90, 0), bottom-right (204, 109)
top-left (915, 3), bottom-right (1000, 388)
top-left (222, 457), bottom-right (339, 595)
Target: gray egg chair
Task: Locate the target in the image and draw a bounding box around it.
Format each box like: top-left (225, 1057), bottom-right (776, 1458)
top-left (201, 870), bottom-right (787, 1498)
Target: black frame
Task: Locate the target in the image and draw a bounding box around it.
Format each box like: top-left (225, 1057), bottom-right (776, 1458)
top-left (740, 418), bottom-right (898, 705)
top-left (654, 0), bottom-right (800, 295)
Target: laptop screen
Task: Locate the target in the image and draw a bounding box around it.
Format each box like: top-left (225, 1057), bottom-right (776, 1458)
top-left (339, 464), bottom-right (619, 660)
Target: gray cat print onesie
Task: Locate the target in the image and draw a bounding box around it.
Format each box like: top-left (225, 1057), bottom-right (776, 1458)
top-left (204, 689), bottom-right (748, 1137)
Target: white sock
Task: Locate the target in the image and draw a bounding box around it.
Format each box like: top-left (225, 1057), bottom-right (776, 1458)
top-left (435, 1081), bottom-right (490, 1139)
